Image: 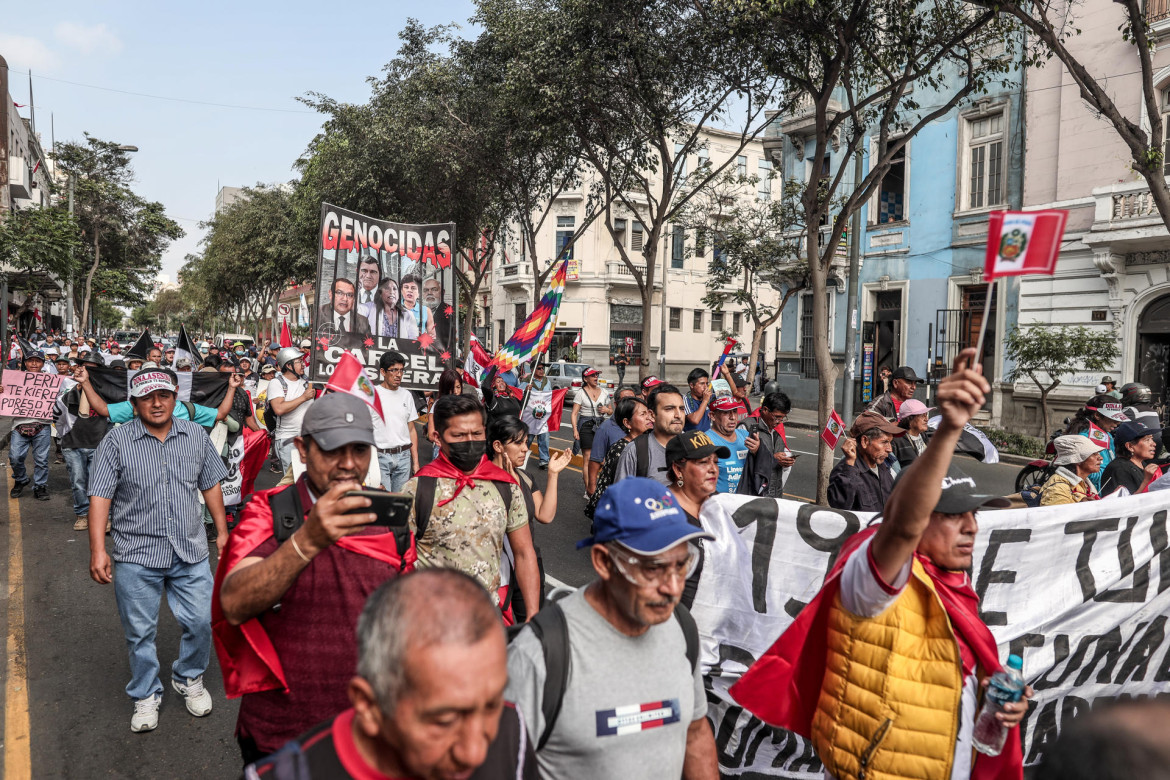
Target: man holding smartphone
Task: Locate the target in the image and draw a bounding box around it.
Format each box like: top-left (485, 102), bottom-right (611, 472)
top-left (214, 393), bottom-right (416, 764)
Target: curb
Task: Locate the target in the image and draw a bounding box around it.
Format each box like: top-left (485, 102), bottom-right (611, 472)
top-left (784, 420), bottom-right (1038, 466)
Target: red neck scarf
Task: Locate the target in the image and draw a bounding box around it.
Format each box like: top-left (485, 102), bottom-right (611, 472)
top-left (415, 453), bottom-right (516, 506)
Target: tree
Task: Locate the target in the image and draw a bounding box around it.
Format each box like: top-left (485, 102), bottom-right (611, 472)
top-left (0, 205), bottom-right (82, 322)
top-left (1004, 323), bottom-right (1120, 440)
top-left (977, 1), bottom-right (1170, 230)
top-left (494, 0), bottom-right (782, 378)
top-left (52, 136), bottom-right (183, 330)
top-left (677, 170), bottom-right (808, 382)
top-left (732, 0), bottom-right (1017, 502)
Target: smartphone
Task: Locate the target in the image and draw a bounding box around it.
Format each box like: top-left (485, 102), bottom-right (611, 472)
top-left (343, 490), bottom-right (413, 527)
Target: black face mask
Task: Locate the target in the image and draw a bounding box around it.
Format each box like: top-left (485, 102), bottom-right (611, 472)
top-left (447, 440), bottom-right (486, 472)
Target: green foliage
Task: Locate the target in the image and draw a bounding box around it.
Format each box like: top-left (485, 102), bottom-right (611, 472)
top-left (975, 426), bottom-right (1045, 459)
top-left (1004, 323), bottom-right (1120, 439)
top-left (0, 205), bottom-right (83, 296)
top-left (52, 135), bottom-right (183, 330)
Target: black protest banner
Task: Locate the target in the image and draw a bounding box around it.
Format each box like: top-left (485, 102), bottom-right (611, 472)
top-left (691, 493), bottom-right (1170, 777)
top-left (311, 203), bottom-right (457, 391)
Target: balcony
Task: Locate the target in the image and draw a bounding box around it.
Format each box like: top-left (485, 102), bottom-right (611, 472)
top-left (1087, 180), bottom-right (1170, 253)
top-left (605, 261), bottom-right (662, 288)
top-left (495, 262), bottom-right (533, 288)
top-left (1149, 0), bottom-right (1170, 23)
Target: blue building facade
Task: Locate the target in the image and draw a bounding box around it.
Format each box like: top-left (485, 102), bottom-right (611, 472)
top-left (765, 59), bottom-right (1025, 426)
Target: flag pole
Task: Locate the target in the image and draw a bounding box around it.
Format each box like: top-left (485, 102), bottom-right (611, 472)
top-left (971, 277), bottom-right (995, 374)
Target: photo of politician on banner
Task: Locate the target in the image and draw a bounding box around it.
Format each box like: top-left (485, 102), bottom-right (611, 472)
top-left (312, 203), bottom-right (457, 390)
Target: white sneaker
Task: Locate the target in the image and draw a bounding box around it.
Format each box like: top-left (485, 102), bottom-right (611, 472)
top-left (172, 676), bottom-right (213, 717)
top-left (130, 693), bottom-right (162, 733)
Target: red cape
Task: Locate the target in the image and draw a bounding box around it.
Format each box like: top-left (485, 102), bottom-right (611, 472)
top-left (211, 477), bottom-right (416, 698)
top-left (729, 526), bottom-right (1023, 780)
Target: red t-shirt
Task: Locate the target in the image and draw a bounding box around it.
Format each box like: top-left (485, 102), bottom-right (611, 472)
top-left (235, 488), bottom-right (404, 753)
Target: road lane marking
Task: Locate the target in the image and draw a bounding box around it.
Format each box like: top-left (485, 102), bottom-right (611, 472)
top-left (5, 493), bottom-right (30, 780)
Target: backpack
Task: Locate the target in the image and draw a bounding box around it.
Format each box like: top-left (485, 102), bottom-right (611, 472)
top-left (515, 599), bottom-right (699, 750)
top-left (411, 474), bottom-right (513, 539)
top-left (267, 483), bottom-right (413, 562)
top-left (633, 432), bottom-right (652, 478)
top-left (263, 375), bottom-right (290, 433)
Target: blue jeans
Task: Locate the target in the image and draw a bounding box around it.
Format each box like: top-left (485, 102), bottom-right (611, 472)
top-left (113, 555), bottom-right (213, 700)
top-left (275, 437), bottom-right (296, 474)
top-left (529, 432), bottom-right (550, 464)
top-left (10, 424), bottom-right (50, 487)
top-left (377, 450), bottom-right (412, 492)
top-left (62, 447), bottom-right (95, 515)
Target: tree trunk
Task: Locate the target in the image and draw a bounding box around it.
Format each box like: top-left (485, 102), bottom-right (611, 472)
top-left (811, 235), bottom-right (839, 505)
top-left (80, 231), bottom-right (101, 337)
top-left (747, 323), bottom-right (766, 390)
top-left (1039, 386), bottom-right (1051, 443)
top-left (639, 242), bottom-right (659, 383)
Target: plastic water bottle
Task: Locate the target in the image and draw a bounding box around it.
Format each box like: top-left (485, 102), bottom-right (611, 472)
top-left (972, 654), bottom-right (1025, 756)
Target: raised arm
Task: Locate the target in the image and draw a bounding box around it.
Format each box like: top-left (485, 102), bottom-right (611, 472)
top-left (76, 367), bottom-right (111, 418)
top-left (216, 374), bottom-right (242, 422)
top-left (871, 349), bottom-right (987, 584)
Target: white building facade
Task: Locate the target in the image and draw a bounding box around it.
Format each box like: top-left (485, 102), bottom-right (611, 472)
top-left (482, 127), bottom-right (779, 386)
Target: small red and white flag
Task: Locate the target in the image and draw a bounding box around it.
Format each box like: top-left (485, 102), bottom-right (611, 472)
top-left (984, 210), bottom-right (1068, 280)
top-left (326, 352), bottom-right (384, 421)
top-left (715, 338), bottom-right (738, 370)
top-left (821, 409), bottom-right (846, 450)
top-left (572, 331), bottom-right (581, 348)
top-left (463, 338), bottom-right (493, 388)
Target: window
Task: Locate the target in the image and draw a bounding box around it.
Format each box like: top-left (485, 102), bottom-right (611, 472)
top-left (693, 310), bottom-right (703, 331)
top-left (758, 159), bottom-right (772, 201)
top-left (712, 232), bottom-right (727, 265)
top-left (873, 142), bottom-right (907, 224)
top-left (1163, 89), bottom-right (1170, 175)
top-left (711, 311), bottom-right (725, 333)
top-left (697, 149), bottom-right (709, 171)
top-left (671, 225), bottom-right (685, 269)
top-left (695, 228), bottom-right (707, 257)
top-left (556, 215), bottom-right (575, 260)
top-left (514, 303), bottom-right (527, 326)
top-left (610, 304), bottom-right (643, 363)
top-left (965, 112), bottom-right (1005, 210)
top-left (732, 312), bottom-right (742, 333)
top-left (799, 294), bottom-right (818, 379)
top-left (669, 307), bottom-right (682, 330)
top-left (674, 142), bottom-right (687, 181)
top-left (631, 221), bottom-right (645, 252)
top-left (737, 155), bottom-right (748, 177)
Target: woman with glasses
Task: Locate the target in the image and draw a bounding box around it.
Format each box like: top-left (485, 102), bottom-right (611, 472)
top-left (586, 397), bottom-right (654, 523)
top-left (664, 430), bottom-right (729, 609)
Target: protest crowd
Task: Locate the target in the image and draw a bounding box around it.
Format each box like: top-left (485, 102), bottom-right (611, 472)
top-left (7, 223), bottom-right (1170, 780)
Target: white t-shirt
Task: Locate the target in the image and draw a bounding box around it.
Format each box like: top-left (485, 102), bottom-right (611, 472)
top-left (371, 385), bottom-right (418, 449)
top-left (573, 387), bottom-right (611, 418)
top-left (833, 537), bottom-right (976, 780)
top-left (269, 375), bottom-right (313, 439)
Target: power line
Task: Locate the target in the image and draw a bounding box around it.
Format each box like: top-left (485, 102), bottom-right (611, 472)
top-left (8, 68), bottom-right (317, 115)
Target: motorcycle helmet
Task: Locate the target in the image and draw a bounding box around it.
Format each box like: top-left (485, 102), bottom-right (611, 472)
top-left (276, 347), bottom-right (304, 371)
top-left (1119, 382), bottom-right (1153, 406)
top-left (762, 380), bottom-right (783, 398)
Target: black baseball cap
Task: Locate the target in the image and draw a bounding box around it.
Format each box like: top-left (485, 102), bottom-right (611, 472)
top-left (666, 430), bottom-right (731, 467)
top-left (894, 465), bottom-right (1010, 514)
top-left (1113, 420), bottom-right (1155, 448)
top-left (890, 366), bottom-right (924, 383)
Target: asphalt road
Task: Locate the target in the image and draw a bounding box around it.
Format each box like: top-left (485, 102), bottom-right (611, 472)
top-left (0, 410), bottom-right (1024, 779)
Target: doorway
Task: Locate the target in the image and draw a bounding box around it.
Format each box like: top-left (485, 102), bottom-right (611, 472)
top-left (1136, 293), bottom-right (1170, 410)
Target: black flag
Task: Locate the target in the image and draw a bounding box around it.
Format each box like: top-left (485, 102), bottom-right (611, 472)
top-left (175, 325), bottom-right (202, 368)
top-left (126, 329), bottom-right (154, 361)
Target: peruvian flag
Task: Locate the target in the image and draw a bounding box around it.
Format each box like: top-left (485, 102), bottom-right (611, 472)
top-left (820, 409), bottom-right (846, 450)
top-left (522, 386), bottom-right (569, 434)
top-left (279, 319), bottom-right (292, 349)
top-left (572, 331), bottom-right (581, 348)
top-left (326, 352), bottom-right (384, 421)
top-left (984, 210), bottom-right (1068, 280)
top-left (463, 337), bottom-right (492, 388)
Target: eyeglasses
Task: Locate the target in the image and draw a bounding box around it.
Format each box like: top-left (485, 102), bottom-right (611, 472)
top-left (605, 542), bottom-right (699, 587)
top-left (384, 367), bottom-right (404, 375)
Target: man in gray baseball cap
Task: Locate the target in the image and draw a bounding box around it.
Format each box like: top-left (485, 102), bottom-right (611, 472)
top-left (217, 390), bottom-right (414, 763)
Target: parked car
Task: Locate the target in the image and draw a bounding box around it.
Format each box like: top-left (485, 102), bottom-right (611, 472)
top-left (544, 362), bottom-right (615, 391)
top-left (216, 333), bottom-right (255, 349)
top-left (111, 330), bottom-right (139, 348)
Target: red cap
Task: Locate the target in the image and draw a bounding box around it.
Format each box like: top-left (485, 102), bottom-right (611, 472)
top-left (641, 375), bottom-right (663, 390)
top-left (710, 396), bottom-right (745, 413)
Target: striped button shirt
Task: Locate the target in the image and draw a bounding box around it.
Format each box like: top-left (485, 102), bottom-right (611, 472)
top-left (89, 417), bottom-right (229, 567)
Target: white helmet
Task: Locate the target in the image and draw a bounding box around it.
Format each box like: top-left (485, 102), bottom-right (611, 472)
top-left (276, 347), bottom-right (304, 370)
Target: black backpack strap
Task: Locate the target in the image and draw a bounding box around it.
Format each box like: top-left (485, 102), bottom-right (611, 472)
top-left (527, 602), bottom-right (570, 751)
top-left (673, 602), bottom-right (699, 673)
top-left (269, 484), bottom-right (305, 543)
top-left (414, 476), bottom-right (437, 539)
top-left (634, 432), bottom-right (651, 478)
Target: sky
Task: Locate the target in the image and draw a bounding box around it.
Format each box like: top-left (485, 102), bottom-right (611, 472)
top-left (3, 0), bottom-right (476, 282)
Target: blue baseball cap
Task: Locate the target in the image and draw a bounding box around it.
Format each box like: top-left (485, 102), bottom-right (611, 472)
top-left (577, 477), bottom-right (714, 555)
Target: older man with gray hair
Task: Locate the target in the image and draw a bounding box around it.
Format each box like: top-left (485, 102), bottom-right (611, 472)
top-left (243, 569), bottom-right (536, 780)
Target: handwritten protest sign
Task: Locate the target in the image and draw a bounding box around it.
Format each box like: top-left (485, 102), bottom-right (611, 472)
top-left (0, 370), bottom-right (64, 421)
top-left (692, 492), bottom-right (1170, 776)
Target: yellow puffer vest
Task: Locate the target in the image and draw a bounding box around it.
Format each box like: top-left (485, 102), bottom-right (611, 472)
top-left (811, 558), bottom-right (963, 780)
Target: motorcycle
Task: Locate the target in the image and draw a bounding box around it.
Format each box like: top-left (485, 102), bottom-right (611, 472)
top-left (1015, 422), bottom-right (1067, 496)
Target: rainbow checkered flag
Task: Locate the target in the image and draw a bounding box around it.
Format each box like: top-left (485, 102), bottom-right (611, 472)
top-left (490, 257), bottom-right (569, 372)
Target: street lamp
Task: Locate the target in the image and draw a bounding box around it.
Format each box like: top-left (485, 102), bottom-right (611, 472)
top-left (66, 143), bottom-right (137, 336)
